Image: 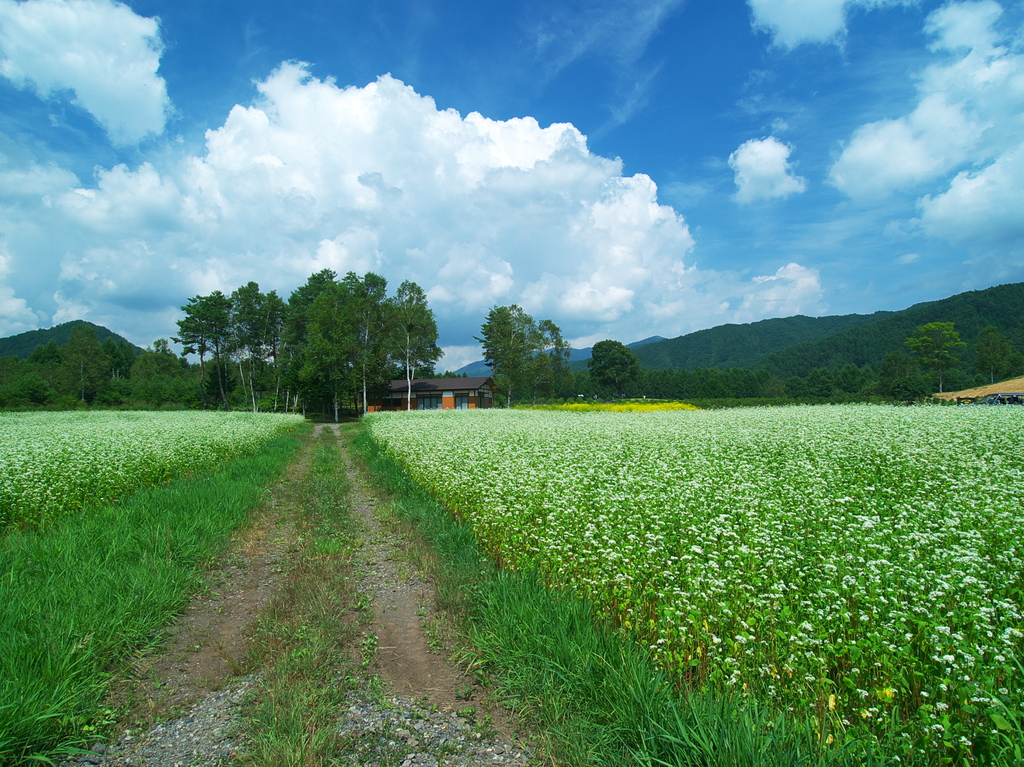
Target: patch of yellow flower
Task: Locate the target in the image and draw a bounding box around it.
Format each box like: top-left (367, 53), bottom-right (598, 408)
top-left (520, 401), bottom-right (700, 412)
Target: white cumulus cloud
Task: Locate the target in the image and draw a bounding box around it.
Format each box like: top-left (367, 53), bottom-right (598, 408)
top-left (735, 262), bottom-right (825, 321)
top-left (0, 244), bottom-right (41, 335)
top-left (729, 136), bottom-right (807, 203)
top-left (0, 0), bottom-right (170, 145)
top-left (2, 64), bottom-right (827, 351)
top-left (828, 93), bottom-right (985, 200)
top-left (830, 0), bottom-right (1024, 249)
top-left (748, 0), bottom-right (908, 48)
top-left (917, 142), bottom-right (1024, 244)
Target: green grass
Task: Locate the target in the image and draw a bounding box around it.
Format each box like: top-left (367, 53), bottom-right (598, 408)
top-left (352, 424), bottom-right (895, 767)
top-left (236, 430), bottom-right (367, 767)
top-left (0, 430), bottom-right (302, 765)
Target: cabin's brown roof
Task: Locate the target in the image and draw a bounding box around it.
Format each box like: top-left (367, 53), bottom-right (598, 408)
top-left (386, 377), bottom-right (492, 394)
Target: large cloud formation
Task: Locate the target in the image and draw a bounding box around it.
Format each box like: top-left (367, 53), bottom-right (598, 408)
top-left (829, 1), bottom-right (1024, 249)
top-left (12, 64), bottom-right (822, 360)
top-left (0, 0), bottom-right (169, 145)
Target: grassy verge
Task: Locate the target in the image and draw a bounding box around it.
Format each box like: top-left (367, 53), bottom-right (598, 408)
top-left (0, 429), bottom-right (303, 765)
top-left (236, 429), bottom-right (367, 766)
top-left (352, 425), bottom-right (885, 767)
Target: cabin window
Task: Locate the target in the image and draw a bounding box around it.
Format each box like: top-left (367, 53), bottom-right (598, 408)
top-left (454, 395), bottom-right (469, 409)
top-left (417, 394), bottom-right (443, 410)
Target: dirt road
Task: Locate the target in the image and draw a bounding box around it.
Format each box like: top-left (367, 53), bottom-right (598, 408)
top-left (60, 424), bottom-right (532, 767)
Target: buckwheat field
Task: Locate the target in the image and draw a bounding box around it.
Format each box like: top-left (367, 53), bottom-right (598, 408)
top-left (0, 411), bottom-right (304, 528)
top-left (366, 405), bottom-right (1024, 760)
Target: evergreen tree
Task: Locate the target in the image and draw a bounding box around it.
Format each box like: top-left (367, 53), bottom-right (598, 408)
top-left (806, 367), bottom-right (837, 398)
top-left (28, 338), bottom-right (62, 365)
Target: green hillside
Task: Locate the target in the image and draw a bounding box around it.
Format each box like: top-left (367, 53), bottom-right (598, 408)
top-left (631, 282), bottom-right (1024, 377)
top-left (631, 312), bottom-right (887, 370)
top-left (759, 282), bottom-right (1024, 378)
top-left (0, 321), bottom-right (143, 360)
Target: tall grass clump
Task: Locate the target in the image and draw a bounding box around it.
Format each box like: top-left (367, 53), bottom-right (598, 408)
top-left (0, 431), bottom-right (301, 765)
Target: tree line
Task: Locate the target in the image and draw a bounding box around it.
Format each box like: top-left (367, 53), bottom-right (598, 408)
top-left (0, 270), bottom-right (441, 414)
top-left (479, 314), bottom-right (1024, 405)
top-left (3, 291), bottom-right (1021, 411)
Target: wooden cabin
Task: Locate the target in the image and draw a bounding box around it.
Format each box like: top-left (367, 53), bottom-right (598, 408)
top-left (367, 377), bottom-right (494, 412)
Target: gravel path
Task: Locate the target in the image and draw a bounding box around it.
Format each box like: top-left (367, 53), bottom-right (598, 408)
top-left (59, 424), bottom-right (534, 767)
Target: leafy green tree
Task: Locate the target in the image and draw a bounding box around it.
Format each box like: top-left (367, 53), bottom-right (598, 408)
top-left (588, 340), bottom-right (640, 398)
top-left (877, 351), bottom-right (917, 397)
top-left (785, 376), bottom-right (808, 399)
top-left (388, 280), bottom-right (441, 410)
top-left (530, 319), bottom-right (571, 402)
top-left (889, 373), bottom-right (930, 403)
top-left (343, 272), bottom-right (392, 414)
top-left (175, 291), bottom-right (233, 410)
top-left (61, 324), bottom-right (109, 402)
top-left (229, 282), bottom-right (286, 411)
top-left (904, 322), bottom-right (966, 393)
top-left (835, 364), bottom-right (867, 394)
top-left (475, 305), bottom-right (542, 407)
top-left (762, 376), bottom-right (788, 399)
top-left (15, 371), bottom-right (52, 405)
top-left (974, 325), bottom-right (1012, 384)
top-left (302, 281), bottom-right (358, 420)
top-left (1005, 350), bottom-right (1024, 379)
top-left (129, 340), bottom-right (189, 405)
top-left (283, 269), bottom-right (338, 413)
top-left (131, 339), bottom-right (184, 381)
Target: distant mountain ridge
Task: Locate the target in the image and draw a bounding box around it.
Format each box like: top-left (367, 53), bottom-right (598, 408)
top-left (453, 336), bottom-right (664, 376)
top-left (755, 282), bottom-right (1024, 378)
top-left (0, 320), bottom-right (143, 359)
top-left (633, 281), bottom-right (1024, 377)
top-left (630, 313), bottom-right (887, 370)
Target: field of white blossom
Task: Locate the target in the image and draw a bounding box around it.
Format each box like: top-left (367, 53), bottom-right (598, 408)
top-left (365, 405), bottom-right (1024, 759)
top-left (0, 410), bottom-right (304, 527)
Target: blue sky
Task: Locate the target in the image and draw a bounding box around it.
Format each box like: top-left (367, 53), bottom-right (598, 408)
top-left (1, 0), bottom-right (1022, 369)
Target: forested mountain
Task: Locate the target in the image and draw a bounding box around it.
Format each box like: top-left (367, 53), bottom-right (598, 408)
top-left (630, 314), bottom-right (885, 370)
top-left (629, 282), bottom-right (1024, 377)
top-left (0, 321), bottom-right (142, 359)
top-left (757, 282), bottom-right (1024, 378)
